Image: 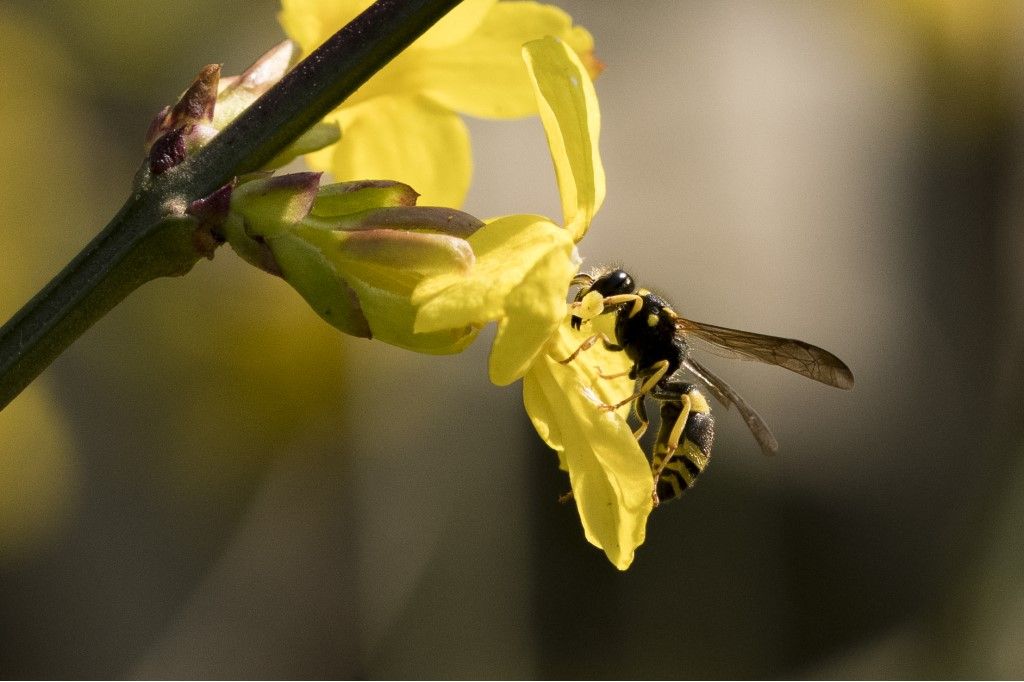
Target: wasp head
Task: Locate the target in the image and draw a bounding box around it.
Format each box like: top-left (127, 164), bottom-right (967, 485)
top-left (570, 269), bottom-right (636, 329)
top-left (590, 269), bottom-right (635, 297)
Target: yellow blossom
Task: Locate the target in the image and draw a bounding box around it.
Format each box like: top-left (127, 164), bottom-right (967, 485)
top-left (278, 0), bottom-right (599, 207)
top-left (413, 37), bottom-right (652, 569)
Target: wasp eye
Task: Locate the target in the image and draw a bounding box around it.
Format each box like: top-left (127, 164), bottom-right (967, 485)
top-left (594, 269), bottom-right (634, 297)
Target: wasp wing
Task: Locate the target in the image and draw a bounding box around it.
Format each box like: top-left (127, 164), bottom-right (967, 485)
top-left (676, 318), bottom-right (854, 389)
top-left (683, 357), bottom-right (779, 456)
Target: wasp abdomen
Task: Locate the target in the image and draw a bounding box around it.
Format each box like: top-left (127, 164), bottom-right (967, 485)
top-left (652, 403), bottom-right (715, 503)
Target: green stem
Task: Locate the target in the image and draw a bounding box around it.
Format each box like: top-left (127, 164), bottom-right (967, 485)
top-left (0, 0), bottom-right (465, 411)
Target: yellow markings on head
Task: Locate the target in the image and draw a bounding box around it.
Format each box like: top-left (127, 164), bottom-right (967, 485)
top-left (646, 313), bottom-right (659, 327)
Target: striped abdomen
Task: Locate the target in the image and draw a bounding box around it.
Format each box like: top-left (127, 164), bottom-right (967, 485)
top-left (651, 398), bottom-right (715, 503)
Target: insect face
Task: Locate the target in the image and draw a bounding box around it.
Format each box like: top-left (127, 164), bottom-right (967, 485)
top-left (570, 269), bottom-right (635, 330)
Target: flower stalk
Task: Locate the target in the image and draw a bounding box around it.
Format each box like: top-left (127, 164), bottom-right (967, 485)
top-left (0, 0), bottom-right (467, 412)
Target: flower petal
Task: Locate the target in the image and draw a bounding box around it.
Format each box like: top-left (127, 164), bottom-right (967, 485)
top-left (412, 214), bottom-right (573, 334)
top-left (415, 0), bottom-right (495, 50)
top-left (523, 324), bottom-right (651, 570)
top-left (523, 37), bottom-right (605, 241)
top-left (488, 246), bottom-right (577, 386)
top-left (394, 2), bottom-right (597, 119)
top-left (307, 95), bottom-right (472, 208)
top-left (278, 0), bottom-right (366, 54)
top-left (525, 315), bottom-right (636, 446)
top-left (280, 0), bottom-right (495, 53)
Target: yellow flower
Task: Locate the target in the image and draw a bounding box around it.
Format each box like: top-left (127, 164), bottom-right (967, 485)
top-left (413, 37), bottom-right (652, 570)
top-left (278, 0), bottom-right (599, 207)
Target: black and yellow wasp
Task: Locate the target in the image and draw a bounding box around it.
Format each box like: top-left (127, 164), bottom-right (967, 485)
top-left (563, 268), bottom-right (854, 505)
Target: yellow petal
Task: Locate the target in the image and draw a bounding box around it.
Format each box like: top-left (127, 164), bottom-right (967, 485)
top-left (413, 214), bottom-right (573, 333)
top-left (415, 0), bottom-right (495, 49)
top-left (523, 37), bottom-right (605, 241)
top-left (278, 0), bottom-right (366, 54)
top-left (525, 315), bottom-right (635, 445)
top-left (311, 95), bottom-right (471, 208)
top-left (280, 0), bottom-right (495, 53)
top-left (488, 246), bottom-right (577, 386)
top-left (394, 2), bottom-right (597, 119)
top-left (278, 0), bottom-right (390, 108)
top-left (523, 324), bottom-right (651, 570)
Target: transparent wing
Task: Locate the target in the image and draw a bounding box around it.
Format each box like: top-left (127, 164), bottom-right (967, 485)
top-left (676, 317), bottom-right (854, 389)
top-left (683, 357), bottom-right (779, 456)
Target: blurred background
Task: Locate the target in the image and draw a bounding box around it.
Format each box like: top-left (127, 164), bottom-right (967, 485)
top-left (1, 0), bottom-right (1023, 677)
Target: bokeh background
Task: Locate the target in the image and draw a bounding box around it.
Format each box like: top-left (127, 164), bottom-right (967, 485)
top-left (2, 0), bottom-right (1023, 677)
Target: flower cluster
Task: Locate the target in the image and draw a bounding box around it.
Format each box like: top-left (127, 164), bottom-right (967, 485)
top-left (190, 3), bottom-right (652, 569)
top-left (278, 0), bottom-right (601, 206)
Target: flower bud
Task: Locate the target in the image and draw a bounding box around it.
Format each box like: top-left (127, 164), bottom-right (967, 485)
top-left (145, 41), bottom-right (339, 174)
top-left (227, 174), bottom-right (484, 353)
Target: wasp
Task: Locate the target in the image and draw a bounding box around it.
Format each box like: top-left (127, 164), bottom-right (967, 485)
top-left (562, 268), bottom-right (854, 505)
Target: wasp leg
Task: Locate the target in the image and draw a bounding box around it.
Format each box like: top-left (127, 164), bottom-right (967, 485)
top-left (558, 333), bottom-right (623, 364)
top-left (558, 490), bottom-right (575, 504)
top-left (599, 359), bottom-right (669, 412)
top-left (633, 396), bottom-right (650, 440)
top-left (559, 333), bottom-right (606, 364)
top-left (595, 368), bottom-right (632, 381)
top-left (650, 392), bottom-right (692, 507)
top-left (599, 293), bottom-right (645, 318)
